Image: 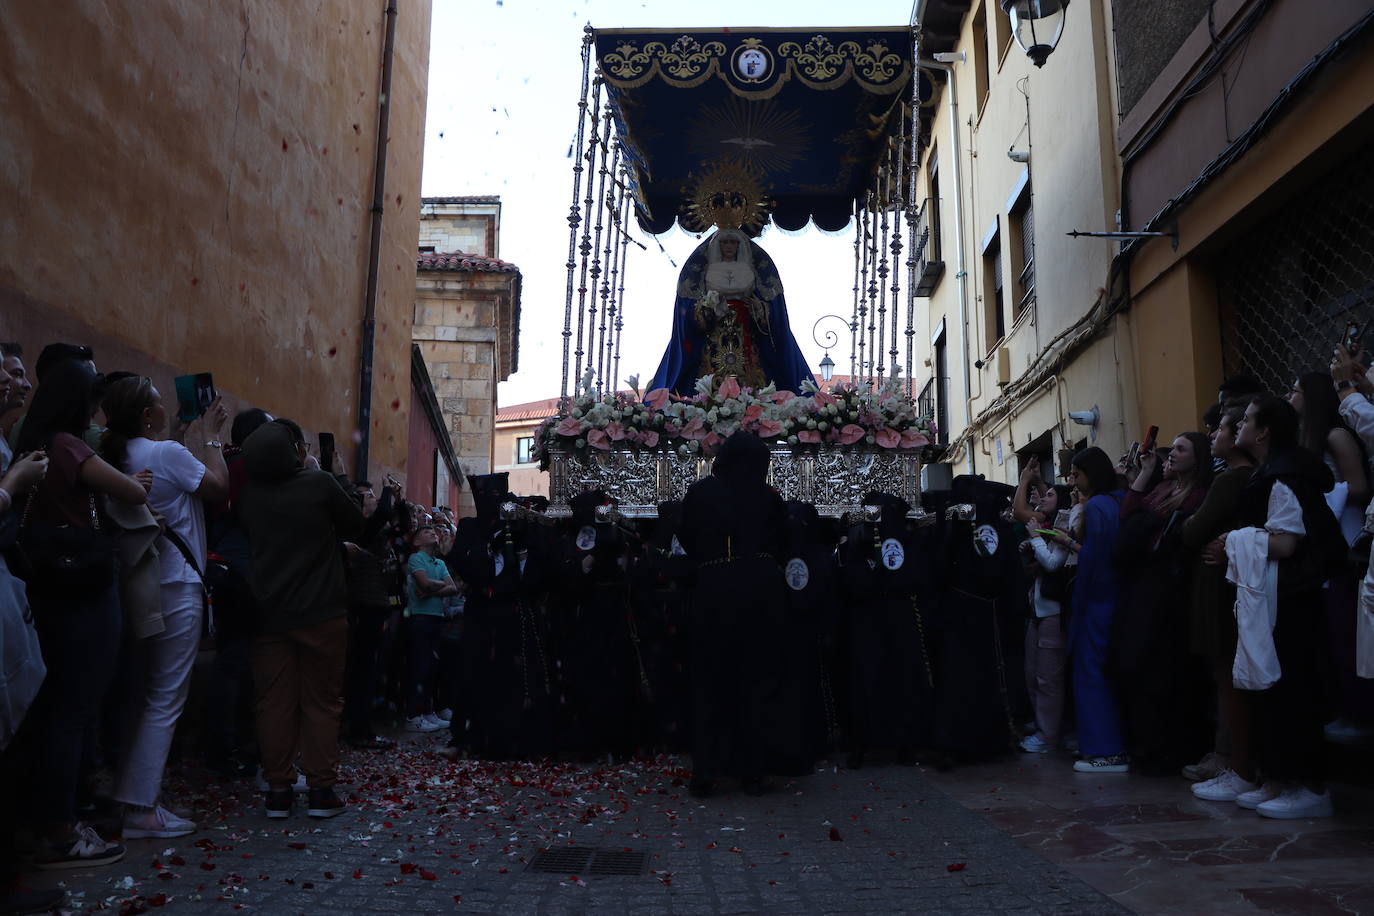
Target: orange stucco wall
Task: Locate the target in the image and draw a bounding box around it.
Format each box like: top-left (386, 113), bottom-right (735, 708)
top-left (0, 1), bottom-right (431, 479)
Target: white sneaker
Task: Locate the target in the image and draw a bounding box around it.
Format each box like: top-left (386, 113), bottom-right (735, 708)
top-left (1191, 770), bottom-right (1259, 802)
top-left (1235, 782), bottom-right (1282, 810)
top-left (436, 708), bottom-right (454, 722)
top-left (1073, 754), bottom-right (1129, 773)
top-left (1019, 734), bottom-right (1053, 754)
top-left (1256, 787), bottom-right (1333, 819)
top-left (405, 715), bottom-right (443, 733)
top-left (1324, 717), bottom-right (1374, 745)
top-left (124, 804), bottom-right (197, 839)
top-left (255, 767), bottom-right (308, 793)
top-left (423, 713), bottom-right (450, 730)
top-left (1181, 751), bottom-right (1227, 782)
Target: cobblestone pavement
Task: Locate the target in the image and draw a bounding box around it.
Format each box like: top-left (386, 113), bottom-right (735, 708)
top-left (40, 735), bottom-right (1124, 915)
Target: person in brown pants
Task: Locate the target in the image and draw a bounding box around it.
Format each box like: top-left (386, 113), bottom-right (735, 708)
top-left (239, 420), bottom-right (363, 818)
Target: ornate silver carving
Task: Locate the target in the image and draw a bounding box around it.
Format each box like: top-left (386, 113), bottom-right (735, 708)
top-left (547, 445), bottom-right (921, 517)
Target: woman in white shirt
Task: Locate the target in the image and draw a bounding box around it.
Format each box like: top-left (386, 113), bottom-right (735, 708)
top-left (99, 376), bottom-right (230, 838)
top-left (1014, 461), bottom-right (1072, 754)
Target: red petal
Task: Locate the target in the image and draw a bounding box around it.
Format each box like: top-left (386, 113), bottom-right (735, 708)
top-left (947, 863), bottom-right (967, 872)
top-left (829, 827), bottom-right (842, 841)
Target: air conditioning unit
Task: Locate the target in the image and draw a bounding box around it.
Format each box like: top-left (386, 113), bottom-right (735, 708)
top-left (996, 346), bottom-right (1012, 386)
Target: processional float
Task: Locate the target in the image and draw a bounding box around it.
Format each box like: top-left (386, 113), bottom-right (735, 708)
top-left (540, 24), bottom-right (939, 517)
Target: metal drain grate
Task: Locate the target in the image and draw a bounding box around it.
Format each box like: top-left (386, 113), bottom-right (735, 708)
top-left (525, 847), bottom-right (648, 877)
top-left (587, 849), bottom-right (649, 876)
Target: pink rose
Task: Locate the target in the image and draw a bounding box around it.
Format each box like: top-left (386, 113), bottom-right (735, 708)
top-left (645, 388), bottom-right (671, 409)
top-left (743, 403), bottom-right (764, 422)
top-left (639, 430), bottom-right (660, 448)
top-left (718, 377), bottom-right (742, 400)
top-left (556, 416), bottom-right (583, 437)
top-left (798, 429), bottom-right (822, 444)
top-left (681, 417), bottom-right (708, 440)
top-left (757, 418), bottom-right (784, 437)
top-left (770, 390), bottom-right (797, 404)
top-left (838, 424), bottom-right (866, 445)
top-left (813, 389), bottom-right (838, 407)
top-left (875, 427), bottom-right (901, 449)
top-left (605, 421), bottom-right (626, 442)
top-left (587, 429), bottom-right (611, 450)
top-left (900, 429), bottom-right (930, 449)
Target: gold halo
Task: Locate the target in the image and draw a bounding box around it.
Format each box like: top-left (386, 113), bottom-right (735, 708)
top-left (680, 159), bottom-right (773, 234)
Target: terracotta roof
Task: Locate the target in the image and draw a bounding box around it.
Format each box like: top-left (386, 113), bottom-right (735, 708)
top-left (417, 250), bottom-right (521, 274)
top-left (496, 396), bottom-right (562, 423)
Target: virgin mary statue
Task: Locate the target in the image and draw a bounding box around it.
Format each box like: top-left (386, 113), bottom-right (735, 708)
top-left (646, 229), bottom-right (814, 395)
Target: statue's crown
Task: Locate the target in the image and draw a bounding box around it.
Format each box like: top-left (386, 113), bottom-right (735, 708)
top-left (680, 159), bottom-right (773, 234)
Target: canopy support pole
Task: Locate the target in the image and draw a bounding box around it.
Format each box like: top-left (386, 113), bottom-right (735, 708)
top-left (561, 26), bottom-right (595, 403)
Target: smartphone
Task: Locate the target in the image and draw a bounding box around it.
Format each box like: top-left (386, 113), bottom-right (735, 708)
top-left (318, 432), bottom-right (336, 474)
top-left (1141, 425), bottom-right (1159, 455)
top-left (1125, 441), bottom-right (1141, 469)
top-left (174, 372), bottom-right (216, 423)
top-left (1343, 320), bottom-right (1363, 355)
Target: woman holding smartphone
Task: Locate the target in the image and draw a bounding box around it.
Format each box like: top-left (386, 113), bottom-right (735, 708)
top-left (1015, 459), bottom-right (1073, 755)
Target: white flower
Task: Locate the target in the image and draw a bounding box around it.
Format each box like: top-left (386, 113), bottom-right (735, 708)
top-left (787, 435), bottom-right (799, 445)
top-left (575, 438), bottom-right (587, 448)
top-left (625, 374), bottom-right (641, 396)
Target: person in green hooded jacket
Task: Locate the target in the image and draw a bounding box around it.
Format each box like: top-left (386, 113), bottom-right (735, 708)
top-left (240, 419), bottom-right (363, 820)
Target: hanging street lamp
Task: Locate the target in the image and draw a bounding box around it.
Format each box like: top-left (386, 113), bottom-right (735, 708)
top-left (1000, 0), bottom-right (1069, 68)
top-left (812, 314), bottom-right (851, 385)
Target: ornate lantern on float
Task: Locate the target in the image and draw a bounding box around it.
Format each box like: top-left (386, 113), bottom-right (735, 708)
top-left (1000, 0), bottom-right (1069, 68)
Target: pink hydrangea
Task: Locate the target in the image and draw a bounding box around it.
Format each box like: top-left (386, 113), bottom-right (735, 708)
top-left (605, 421), bottom-right (626, 442)
top-left (798, 429), bottom-right (822, 444)
top-left (770, 390), bottom-right (797, 404)
top-left (743, 403), bottom-right (764, 423)
top-left (702, 432), bottom-right (723, 454)
top-left (639, 430), bottom-right (660, 448)
top-left (556, 416), bottom-right (583, 437)
top-left (718, 377), bottom-right (742, 400)
top-left (874, 427), bottom-right (901, 449)
top-left (813, 389), bottom-right (838, 407)
top-left (645, 388), bottom-right (671, 409)
top-left (757, 418), bottom-right (784, 437)
top-left (587, 429), bottom-right (611, 450)
top-left (680, 417), bottom-right (708, 440)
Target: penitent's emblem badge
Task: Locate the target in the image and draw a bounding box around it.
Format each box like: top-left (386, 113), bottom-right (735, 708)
top-left (670, 535), bottom-right (687, 557)
top-left (973, 524), bottom-right (1000, 557)
top-left (785, 558), bottom-right (810, 591)
top-left (733, 44), bottom-right (772, 81)
top-left (881, 538), bottom-right (905, 570)
top-left (575, 526), bottom-right (597, 551)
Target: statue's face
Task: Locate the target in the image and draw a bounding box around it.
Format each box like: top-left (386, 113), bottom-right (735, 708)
top-left (719, 237), bottom-right (740, 261)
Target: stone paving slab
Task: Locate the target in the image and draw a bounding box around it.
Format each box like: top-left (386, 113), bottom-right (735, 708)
top-left (41, 737), bottom-right (1126, 915)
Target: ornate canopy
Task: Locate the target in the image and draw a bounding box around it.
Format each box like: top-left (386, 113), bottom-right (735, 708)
top-left (593, 28), bottom-right (916, 233)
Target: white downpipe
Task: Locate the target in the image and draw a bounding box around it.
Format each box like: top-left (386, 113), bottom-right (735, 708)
top-left (918, 52), bottom-right (973, 471)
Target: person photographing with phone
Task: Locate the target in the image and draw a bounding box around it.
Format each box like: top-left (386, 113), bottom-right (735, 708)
top-left (1014, 457), bottom-right (1073, 755)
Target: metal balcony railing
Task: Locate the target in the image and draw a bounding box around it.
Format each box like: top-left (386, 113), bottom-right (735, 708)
top-left (913, 198), bottom-right (945, 297)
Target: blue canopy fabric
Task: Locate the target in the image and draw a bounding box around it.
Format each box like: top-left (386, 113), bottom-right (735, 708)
top-left (593, 27), bottom-right (914, 234)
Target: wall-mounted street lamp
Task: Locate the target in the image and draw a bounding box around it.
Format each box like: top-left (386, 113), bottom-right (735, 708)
top-left (812, 314), bottom-right (852, 384)
top-left (1000, 0), bottom-right (1069, 68)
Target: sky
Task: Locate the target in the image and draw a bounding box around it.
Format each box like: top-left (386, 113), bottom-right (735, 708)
top-left (420, 0), bottom-right (916, 407)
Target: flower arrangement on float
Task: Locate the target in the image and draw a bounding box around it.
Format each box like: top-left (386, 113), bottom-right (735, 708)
top-left (533, 368), bottom-right (936, 470)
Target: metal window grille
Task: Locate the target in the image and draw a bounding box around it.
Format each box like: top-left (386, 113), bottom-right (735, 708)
top-left (1217, 139), bottom-right (1374, 395)
top-left (1016, 200), bottom-right (1035, 315)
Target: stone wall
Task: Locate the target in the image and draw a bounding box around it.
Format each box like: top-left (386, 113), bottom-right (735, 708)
top-left (0, 0), bottom-right (432, 480)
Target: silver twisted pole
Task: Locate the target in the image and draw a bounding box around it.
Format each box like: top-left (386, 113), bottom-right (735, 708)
top-left (572, 77), bottom-right (603, 392)
top-left (905, 24), bottom-right (924, 397)
top-left (561, 26), bottom-right (595, 404)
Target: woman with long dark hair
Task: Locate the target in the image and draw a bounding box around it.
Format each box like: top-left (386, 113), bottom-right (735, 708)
top-left (1114, 432), bottom-right (1214, 768)
top-left (99, 376), bottom-right (229, 839)
top-left (14, 360), bottom-right (149, 868)
top-left (1289, 372), bottom-right (1374, 746)
top-left (1059, 446), bottom-right (1128, 773)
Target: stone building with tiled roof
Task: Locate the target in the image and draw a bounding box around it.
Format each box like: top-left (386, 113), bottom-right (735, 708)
top-left (414, 196), bottom-right (521, 515)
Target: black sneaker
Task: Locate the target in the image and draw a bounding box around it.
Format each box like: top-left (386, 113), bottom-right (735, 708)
top-left (264, 789), bottom-right (293, 819)
top-left (0, 885), bottom-right (67, 914)
top-left (306, 787), bottom-right (345, 819)
top-left (32, 824), bottom-right (125, 870)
